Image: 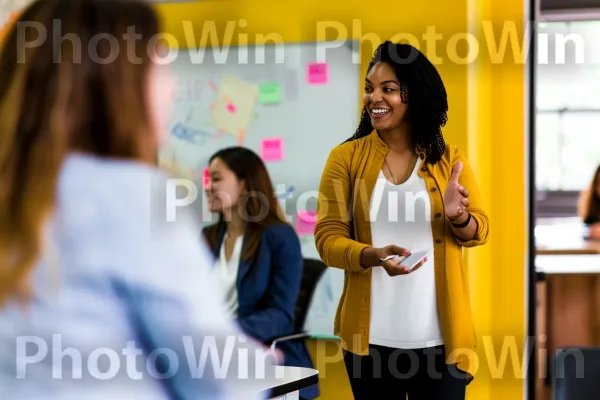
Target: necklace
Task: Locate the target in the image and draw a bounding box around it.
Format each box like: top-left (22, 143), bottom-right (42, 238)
top-left (384, 153), bottom-right (418, 185)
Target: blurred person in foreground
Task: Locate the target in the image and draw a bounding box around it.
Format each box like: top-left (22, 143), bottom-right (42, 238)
top-left (0, 0), bottom-right (278, 399)
top-left (578, 164), bottom-right (600, 240)
top-left (203, 147), bottom-right (319, 400)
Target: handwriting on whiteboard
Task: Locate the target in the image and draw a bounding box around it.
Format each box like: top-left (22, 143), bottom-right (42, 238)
top-left (170, 107), bottom-right (216, 145)
top-left (174, 78), bottom-right (204, 103)
top-left (171, 123), bottom-right (214, 145)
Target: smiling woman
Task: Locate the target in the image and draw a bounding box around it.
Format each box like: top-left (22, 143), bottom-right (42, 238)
top-left (364, 63), bottom-right (408, 132)
top-left (314, 41), bottom-right (490, 400)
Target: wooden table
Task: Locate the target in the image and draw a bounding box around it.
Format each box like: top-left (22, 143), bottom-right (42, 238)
top-left (535, 254), bottom-right (600, 400)
top-left (534, 219), bottom-right (600, 398)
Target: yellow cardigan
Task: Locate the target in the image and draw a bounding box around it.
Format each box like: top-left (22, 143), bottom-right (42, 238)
top-left (314, 130), bottom-right (489, 377)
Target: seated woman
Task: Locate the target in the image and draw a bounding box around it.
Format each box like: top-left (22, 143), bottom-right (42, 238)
top-left (202, 146), bottom-right (319, 400)
top-left (578, 164), bottom-right (600, 240)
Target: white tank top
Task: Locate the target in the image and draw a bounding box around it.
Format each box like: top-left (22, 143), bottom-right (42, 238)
top-left (368, 161), bottom-right (444, 349)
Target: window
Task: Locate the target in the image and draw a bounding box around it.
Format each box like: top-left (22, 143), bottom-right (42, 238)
top-left (536, 20), bottom-right (600, 217)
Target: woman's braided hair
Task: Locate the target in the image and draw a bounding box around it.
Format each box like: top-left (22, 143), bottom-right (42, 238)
top-left (347, 41), bottom-right (448, 163)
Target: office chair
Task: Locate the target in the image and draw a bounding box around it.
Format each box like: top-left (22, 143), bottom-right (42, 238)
top-left (269, 258), bottom-right (328, 348)
top-left (553, 347), bottom-right (600, 400)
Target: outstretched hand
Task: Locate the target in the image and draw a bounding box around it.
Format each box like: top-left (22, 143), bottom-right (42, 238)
top-left (444, 161), bottom-right (469, 221)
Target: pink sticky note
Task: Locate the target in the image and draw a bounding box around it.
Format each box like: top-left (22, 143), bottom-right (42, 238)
top-left (202, 168), bottom-right (210, 187)
top-left (260, 138), bottom-right (283, 161)
top-left (307, 62), bottom-right (328, 84)
top-left (295, 210), bottom-right (317, 235)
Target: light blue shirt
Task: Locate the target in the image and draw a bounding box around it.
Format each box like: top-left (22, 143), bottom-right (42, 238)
top-left (0, 153), bottom-right (274, 399)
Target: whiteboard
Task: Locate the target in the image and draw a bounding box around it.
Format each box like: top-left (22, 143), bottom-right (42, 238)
top-left (159, 41), bottom-right (360, 336)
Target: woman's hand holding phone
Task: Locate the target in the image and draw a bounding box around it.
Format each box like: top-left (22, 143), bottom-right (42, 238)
top-left (361, 245), bottom-right (427, 276)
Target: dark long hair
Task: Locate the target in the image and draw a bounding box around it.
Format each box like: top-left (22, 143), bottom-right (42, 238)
top-left (203, 146), bottom-right (288, 261)
top-left (0, 0), bottom-right (159, 306)
top-left (348, 41), bottom-right (448, 163)
top-left (579, 164), bottom-right (600, 223)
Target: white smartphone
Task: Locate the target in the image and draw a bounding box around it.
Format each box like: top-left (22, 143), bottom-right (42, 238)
top-left (398, 249), bottom-right (433, 271)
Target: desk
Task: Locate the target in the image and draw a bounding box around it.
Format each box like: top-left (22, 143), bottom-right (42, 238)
top-left (535, 223), bottom-right (600, 255)
top-left (534, 220), bottom-right (600, 399)
top-left (259, 366), bottom-right (319, 399)
top-left (536, 240), bottom-right (600, 255)
top-left (536, 255), bottom-right (600, 273)
top-left (535, 255), bottom-right (600, 400)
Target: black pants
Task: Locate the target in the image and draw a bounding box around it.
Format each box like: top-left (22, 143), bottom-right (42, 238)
top-left (343, 344), bottom-right (466, 400)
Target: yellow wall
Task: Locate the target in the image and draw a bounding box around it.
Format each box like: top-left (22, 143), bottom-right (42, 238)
top-left (467, 0), bottom-right (529, 398)
top-left (156, 1), bottom-right (529, 399)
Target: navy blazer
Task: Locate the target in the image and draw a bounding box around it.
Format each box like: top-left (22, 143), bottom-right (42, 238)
top-left (204, 222), bottom-right (319, 399)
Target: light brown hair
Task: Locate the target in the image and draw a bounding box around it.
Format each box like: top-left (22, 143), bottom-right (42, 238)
top-left (0, 0), bottom-right (161, 306)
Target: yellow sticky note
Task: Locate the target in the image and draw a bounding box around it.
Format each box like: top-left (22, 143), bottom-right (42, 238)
top-left (211, 76), bottom-right (259, 138)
